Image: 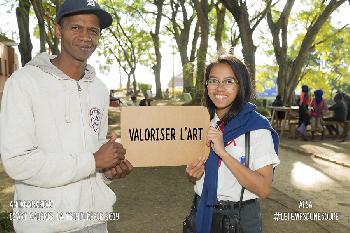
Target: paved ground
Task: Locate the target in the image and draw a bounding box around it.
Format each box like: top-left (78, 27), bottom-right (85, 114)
top-left (280, 135), bottom-right (350, 167)
top-left (106, 146), bottom-right (350, 233)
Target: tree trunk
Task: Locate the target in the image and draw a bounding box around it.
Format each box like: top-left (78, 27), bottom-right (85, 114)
top-left (221, 0), bottom-right (271, 99)
top-left (193, 0), bottom-right (210, 104)
top-left (31, 0), bottom-right (46, 53)
top-left (267, 0), bottom-right (295, 105)
top-left (215, 3), bottom-right (226, 54)
top-left (151, 0), bottom-right (164, 99)
top-left (132, 73), bottom-right (137, 94)
top-left (182, 62), bottom-right (195, 94)
top-left (238, 9), bottom-right (256, 99)
top-left (267, 0), bottom-right (346, 105)
top-left (45, 0), bottom-right (60, 54)
top-left (126, 75), bottom-right (131, 92)
top-left (16, 0), bottom-right (32, 66)
top-left (169, 0), bottom-right (198, 94)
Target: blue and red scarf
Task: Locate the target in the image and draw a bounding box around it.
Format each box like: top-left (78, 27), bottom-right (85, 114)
top-left (195, 102), bottom-right (279, 233)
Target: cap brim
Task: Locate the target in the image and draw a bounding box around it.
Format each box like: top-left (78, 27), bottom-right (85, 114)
top-left (58, 8), bottom-right (113, 29)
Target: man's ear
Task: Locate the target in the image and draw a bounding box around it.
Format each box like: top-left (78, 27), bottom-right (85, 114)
top-left (54, 23), bottom-right (62, 39)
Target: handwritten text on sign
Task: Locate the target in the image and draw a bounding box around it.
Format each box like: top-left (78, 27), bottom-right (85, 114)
top-left (121, 106), bottom-right (210, 167)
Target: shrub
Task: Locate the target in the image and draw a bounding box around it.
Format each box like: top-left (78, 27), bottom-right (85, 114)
top-left (138, 83), bottom-right (152, 95)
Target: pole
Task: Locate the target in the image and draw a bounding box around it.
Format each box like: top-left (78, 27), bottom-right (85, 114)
top-left (119, 63), bottom-right (122, 89)
top-left (172, 45), bottom-right (175, 99)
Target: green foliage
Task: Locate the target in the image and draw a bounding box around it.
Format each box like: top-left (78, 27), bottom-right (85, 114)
top-left (300, 23), bottom-right (350, 99)
top-left (256, 65), bottom-right (278, 93)
top-left (31, 0), bottom-right (60, 53)
top-left (98, 0), bottom-right (155, 78)
top-left (138, 83), bottom-right (152, 94)
top-left (263, 0), bottom-right (349, 100)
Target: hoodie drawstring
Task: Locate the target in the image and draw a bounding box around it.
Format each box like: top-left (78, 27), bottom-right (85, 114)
top-left (63, 81), bottom-right (71, 123)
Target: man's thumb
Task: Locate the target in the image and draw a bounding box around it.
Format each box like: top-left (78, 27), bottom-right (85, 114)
top-left (109, 132), bottom-right (117, 142)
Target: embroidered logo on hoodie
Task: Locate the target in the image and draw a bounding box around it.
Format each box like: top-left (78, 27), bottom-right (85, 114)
top-left (89, 107), bottom-right (102, 133)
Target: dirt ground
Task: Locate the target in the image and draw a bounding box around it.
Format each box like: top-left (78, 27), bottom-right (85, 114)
top-left (1, 105), bottom-right (350, 233)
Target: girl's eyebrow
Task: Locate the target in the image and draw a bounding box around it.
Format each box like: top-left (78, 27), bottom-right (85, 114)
top-left (208, 75), bottom-right (236, 79)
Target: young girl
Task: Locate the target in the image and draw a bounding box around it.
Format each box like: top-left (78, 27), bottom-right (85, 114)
top-left (184, 55), bottom-right (279, 233)
top-left (310, 89), bottom-right (328, 140)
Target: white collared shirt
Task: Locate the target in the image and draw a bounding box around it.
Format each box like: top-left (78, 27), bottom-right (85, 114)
top-left (194, 114), bottom-right (280, 201)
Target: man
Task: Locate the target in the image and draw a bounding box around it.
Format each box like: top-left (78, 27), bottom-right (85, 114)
top-left (0, 0), bottom-right (132, 232)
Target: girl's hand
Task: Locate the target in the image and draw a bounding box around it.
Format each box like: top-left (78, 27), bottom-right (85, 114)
top-left (186, 157), bottom-right (206, 184)
top-left (206, 127), bottom-right (226, 158)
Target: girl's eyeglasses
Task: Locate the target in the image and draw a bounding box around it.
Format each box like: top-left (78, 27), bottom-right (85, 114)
top-left (206, 78), bottom-right (239, 89)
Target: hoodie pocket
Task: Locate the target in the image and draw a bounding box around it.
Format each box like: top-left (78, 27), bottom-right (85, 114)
top-left (93, 173), bottom-right (117, 212)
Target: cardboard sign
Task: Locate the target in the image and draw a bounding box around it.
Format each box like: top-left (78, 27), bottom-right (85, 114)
top-left (120, 106), bottom-right (210, 167)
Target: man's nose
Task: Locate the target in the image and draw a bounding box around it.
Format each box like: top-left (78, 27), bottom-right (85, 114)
top-left (79, 29), bottom-right (92, 42)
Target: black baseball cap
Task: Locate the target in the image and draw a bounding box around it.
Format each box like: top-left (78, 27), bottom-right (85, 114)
top-left (56, 0), bottom-right (113, 29)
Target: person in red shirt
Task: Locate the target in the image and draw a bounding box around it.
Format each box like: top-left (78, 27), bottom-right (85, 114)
top-left (297, 85), bottom-right (311, 140)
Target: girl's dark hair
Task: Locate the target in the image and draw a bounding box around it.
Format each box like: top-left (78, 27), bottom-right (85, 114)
top-left (204, 55), bottom-right (252, 124)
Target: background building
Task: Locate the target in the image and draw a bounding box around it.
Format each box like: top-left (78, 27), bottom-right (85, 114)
top-left (0, 34), bottom-right (19, 105)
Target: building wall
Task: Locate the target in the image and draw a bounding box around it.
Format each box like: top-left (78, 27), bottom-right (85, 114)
top-left (0, 42), bottom-right (19, 105)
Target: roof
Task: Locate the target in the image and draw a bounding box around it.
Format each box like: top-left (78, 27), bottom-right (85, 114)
top-left (0, 34), bottom-right (17, 46)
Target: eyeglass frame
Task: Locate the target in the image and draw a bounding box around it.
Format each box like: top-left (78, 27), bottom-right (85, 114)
top-left (205, 78), bottom-right (239, 89)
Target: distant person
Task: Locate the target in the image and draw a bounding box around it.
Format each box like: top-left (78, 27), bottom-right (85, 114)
top-left (271, 95), bottom-right (285, 127)
top-left (338, 92), bottom-right (350, 120)
top-left (338, 92), bottom-right (350, 140)
top-left (324, 93), bottom-right (347, 136)
top-left (0, 1), bottom-right (133, 232)
top-left (127, 89), bottom-right (134, 96)
top-left (297, 85), bottom-right (311, 140)
top-left (131, 95), bottom-right (137, 105)
top-left (164, 88), bottom-right (170, 99)
top-left (310, 90), bottom-right (328, 140)
top-left (139, 93), bottom-right (152, 106)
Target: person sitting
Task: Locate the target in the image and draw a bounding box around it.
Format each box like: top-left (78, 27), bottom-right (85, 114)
top-left (130, 95), bottom-right (137, 106)
top-left (324, 93), bottom-right (347, 136)
top-left (139, 93), bottom-right (152, 106)
top-left (271, 95), bottom-right (285, 128)
top-left (339, 92), bottom-right (350, 120)
top-left (164, 88), bottom-right (170, 99)
top-left (310, 89), bottom-right (328, 140)
top-left (324, 93), bottom-right (349, 141)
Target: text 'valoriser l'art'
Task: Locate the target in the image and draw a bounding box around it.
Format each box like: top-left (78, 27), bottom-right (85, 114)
top-left (128, 127), bottom-right (203, 141)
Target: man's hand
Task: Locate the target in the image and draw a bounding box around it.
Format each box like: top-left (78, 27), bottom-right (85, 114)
top-left (103, 159), bottom-right (133, 180)
top-left (94, 132), bottom-right (126, 169)
top-left (186, 157), bottom-right (206, 184)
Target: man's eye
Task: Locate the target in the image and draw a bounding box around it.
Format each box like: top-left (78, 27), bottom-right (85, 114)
top-left (71, 26), bottom-right (79, 30)
top-left (89, 29), bottom-right (100, 36)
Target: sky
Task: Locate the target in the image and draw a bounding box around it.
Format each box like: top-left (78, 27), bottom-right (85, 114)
top-left (0, 1), bottom-right (349, 92)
